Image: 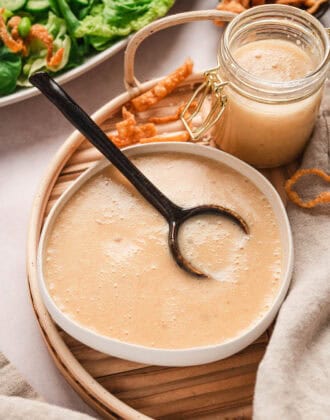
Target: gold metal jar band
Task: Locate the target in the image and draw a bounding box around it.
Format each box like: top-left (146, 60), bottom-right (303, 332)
top-left (180, 66), bottom-right (229, 141)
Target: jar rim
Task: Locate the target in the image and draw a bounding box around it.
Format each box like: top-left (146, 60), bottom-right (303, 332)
top-left (218, 4), bottom-right (330, 101)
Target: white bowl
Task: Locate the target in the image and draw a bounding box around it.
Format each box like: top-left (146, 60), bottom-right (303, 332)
top-left (38, 142), bottom-right (293, 366)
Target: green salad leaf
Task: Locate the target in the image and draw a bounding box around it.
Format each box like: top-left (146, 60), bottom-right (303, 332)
top-left (56, 0), bottom-right (80, 34)
top-left (75, 0), bottom-right (174, 42)
top-left (0, 0), bottom-right (174, 95)
top-left (104, 0), bottom-right (151, 26)
top-left (0, 46), bottom-right (22, 95)
top-left (17, 11), bottom-right (71, 86)
top-left (0, 8), bottom-right (13, 22)
top-left (47, 12), bottom-right (71, 71)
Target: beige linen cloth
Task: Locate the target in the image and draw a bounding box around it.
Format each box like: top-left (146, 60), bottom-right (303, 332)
top-left (0, 352), bottom-right (95, 418)
top-left (254, 83), bottom-right (330, 418)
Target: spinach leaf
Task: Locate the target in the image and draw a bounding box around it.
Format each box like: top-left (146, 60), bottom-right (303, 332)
top-left (0, 46), bottom-right (22, 95)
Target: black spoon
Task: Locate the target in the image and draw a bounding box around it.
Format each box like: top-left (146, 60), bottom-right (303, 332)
top-left (30, 72), bottom-right (248, 278)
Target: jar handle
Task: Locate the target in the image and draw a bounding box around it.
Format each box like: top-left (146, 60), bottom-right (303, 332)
top-left (124, 10), bottom-right (236, 94)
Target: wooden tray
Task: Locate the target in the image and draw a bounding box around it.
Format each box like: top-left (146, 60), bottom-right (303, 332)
top-left (27, 10), bottom-right (297, 419)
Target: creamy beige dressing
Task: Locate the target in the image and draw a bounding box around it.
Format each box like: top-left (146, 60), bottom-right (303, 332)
top-left (233, 39), bottom-right (315, 82)
top-left (215, 39), bottom-right (321, 168)
top-left (44, 153), bottom-right (282, 349)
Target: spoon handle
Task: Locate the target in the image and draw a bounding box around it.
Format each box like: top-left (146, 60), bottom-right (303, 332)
top-left (30, 72), bottom-right (182, 222)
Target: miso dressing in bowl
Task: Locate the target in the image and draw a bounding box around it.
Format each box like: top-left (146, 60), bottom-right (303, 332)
top-left (43, 149), bottom-right (283, 350)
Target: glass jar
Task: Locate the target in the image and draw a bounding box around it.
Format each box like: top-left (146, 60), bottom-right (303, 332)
top-left (183, 5), bottom-right (330, 168)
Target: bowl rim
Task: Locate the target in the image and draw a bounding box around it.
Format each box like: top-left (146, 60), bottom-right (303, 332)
top-left (37, 142), bottom-right (293, 366)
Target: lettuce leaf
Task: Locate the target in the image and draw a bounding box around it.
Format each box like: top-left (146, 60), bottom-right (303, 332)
top-left (75, 0), bottom-right (174, 42)
top-left (104, 0), bottom-right (152, 26)
top-left (17, 12), bottom-right (71, 86)
top-left (47, 11), bottom-right (71, 71)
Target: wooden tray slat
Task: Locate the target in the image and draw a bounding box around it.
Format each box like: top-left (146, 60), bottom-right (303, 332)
top-left (139, 385), bottom-right (254, 418)
top-left (96, 344), bottom-right (265, 391)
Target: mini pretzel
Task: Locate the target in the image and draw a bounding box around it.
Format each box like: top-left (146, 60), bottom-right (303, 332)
top-left (131, 59), bottom-right (193, 112)
top-left (215, 0), bottom-right (328, 18)
top-left (306, 0), bottom-right (328, 14)
top-left (285, 168), bottom-right (330, 208)
top-left (215, 0), bottom-right (246, 26)
top-left (108, 106), bottom-right (157, 147)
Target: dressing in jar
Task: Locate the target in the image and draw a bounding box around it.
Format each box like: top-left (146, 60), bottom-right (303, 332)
top-left (183, 5), bottom-right (330, 168)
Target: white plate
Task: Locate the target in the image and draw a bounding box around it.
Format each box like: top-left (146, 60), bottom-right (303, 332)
top-left (38, 142), bottom-right (294, 367)
top-left (0, 38), bottom-right (128, 108)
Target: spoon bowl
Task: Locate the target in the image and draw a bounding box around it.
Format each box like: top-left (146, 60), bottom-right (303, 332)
top-left (168, 204), bottom-right (249, 277)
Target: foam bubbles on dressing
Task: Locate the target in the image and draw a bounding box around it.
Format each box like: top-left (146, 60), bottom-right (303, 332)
top-left (44, 153), bottom-right (283, 349)
top-left (233, 39), bottom-right (316, 82)
top-left (103, 239), bottom-right (141, 264)
top-left (179, 215), bottom-right (250, 283)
